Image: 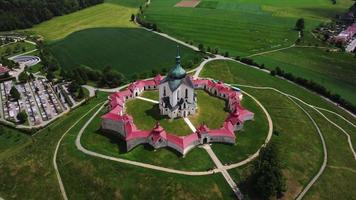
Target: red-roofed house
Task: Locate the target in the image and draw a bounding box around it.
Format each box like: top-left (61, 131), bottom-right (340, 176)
top-left (0, 65), bottom-right (10, 77)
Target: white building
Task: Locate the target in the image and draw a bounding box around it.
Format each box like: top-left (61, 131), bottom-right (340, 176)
top-left (159, 47), bottom-right (196, 118)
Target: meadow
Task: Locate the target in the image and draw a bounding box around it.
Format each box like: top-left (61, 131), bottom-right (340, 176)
top-left (49, 28), bottom-right (201, 76)
top-left (144, 0), bottom-right (353, 56)
top-left (252, 47), bottom-right (356, 103)
top-left (27, 0), bottom-right (144, 41)
top-left (201, 60), bottom-right (356, 199)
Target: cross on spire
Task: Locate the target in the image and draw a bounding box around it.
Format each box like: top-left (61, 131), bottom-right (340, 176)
top-left (176, 45), bottom-right (181, 64)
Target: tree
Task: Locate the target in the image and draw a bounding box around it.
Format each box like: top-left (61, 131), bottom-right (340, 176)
top-left (77, 87), bottom-right (85, 99)
top-left (295, 18), bottom-right (305, 31)
top-left (68, 81), bottom-right (80, 93)
top-left (198, 44), bottom-right (205, 52)
top-left (251, 142), bottom-right (286, 199)
top-left (18, 72), bottom-right (29, 83)
top-left (10, 86), bottom-right (21, 100)
top-left (17, 111), bottom-right (28, 123)
top-left (46, 71), bottom-right (55, 81)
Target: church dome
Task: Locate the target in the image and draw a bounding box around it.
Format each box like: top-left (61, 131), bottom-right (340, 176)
top-left (168, 47), bottom-right (186, 79)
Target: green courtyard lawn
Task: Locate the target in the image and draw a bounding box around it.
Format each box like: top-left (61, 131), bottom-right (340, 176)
top-left (141, 90), bottom-right (159, 100)
top-left (252, 46), bottom-right (356, 104)
top-left (144, 0), bottom-right (353, 56)
top-left (188, 90), bottom-right (228, 129)
top-left (125, 98), bottom-right (193, 135)
top-left (211, 94), bottom-right (269, 165)
top-left (49, 28), bottom-right (202, 77)
top-left (80, 108), bottom-right (215, 171)
top-left (201, 60), bottom-right (356, 199)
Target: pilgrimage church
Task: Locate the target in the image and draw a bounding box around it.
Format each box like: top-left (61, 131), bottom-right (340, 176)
top-left (159, 47), bottom-right (196, 118)
top-left (101, 47), bottom-right (254, 155)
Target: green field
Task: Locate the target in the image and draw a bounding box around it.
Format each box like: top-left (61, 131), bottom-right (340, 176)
top-left (0, 126), bottom-right (30, 160)
top-left (211, 94), bottom-right (269, 165)
top-left (252, 47), bottom-right (356, 103)
top-left (49, 28), bottom-right (201, 76)
top-left (144, 0), bottom-right (353, 56)
top-left (201, 60), bottom-right (356, 199)
top-left (28, 0), bottom-right (144, 41)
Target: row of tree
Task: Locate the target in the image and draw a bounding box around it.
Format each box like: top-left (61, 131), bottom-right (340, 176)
top-left (236, 56), bottom-right (355, 114)
top-left (0, 0), bottom-right (104, 31)
top-left (271, 67), bottom-right (356, 114)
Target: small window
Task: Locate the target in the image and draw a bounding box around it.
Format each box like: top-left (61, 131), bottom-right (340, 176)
top-left (185, 88), bottom-right (188, 98)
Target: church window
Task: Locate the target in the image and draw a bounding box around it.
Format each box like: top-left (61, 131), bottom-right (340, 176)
top-left (185, 88), bottom-right (188, 98)
top-left (163, 87), bottom-right (166, 96)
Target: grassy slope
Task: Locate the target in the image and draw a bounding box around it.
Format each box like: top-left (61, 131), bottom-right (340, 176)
top-left (0, 93), bottom-right (107, 199)
top-left (253, 47), bottom-right (356, 103)
top-left (201, 60), bottom-right (356, 199)
top-left (28, 0), bottom-right (142, 42)
top-left (0, 126), bottom-right (30, 161)
top-left (49, 28), bottom-right (200, 76)
top-left (211, 94), bottom-right (270, 165)
top-left (81, 108), bottom-right (215, 171)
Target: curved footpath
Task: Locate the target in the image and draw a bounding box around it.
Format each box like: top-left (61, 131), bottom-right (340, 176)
top-left (55, 27), bottom-right (355, 199)
top-left (287, 97), bottom-right (327, 200)
top-left (53, 102), bottom-right (105, 200)
top-left (235, 84), bottom-right (356, 160)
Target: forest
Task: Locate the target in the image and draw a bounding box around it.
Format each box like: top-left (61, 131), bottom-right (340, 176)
top-left (0, 0), bottom-right (104, 31)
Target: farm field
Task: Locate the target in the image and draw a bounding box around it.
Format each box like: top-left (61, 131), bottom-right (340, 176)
top-left (201, 60), bottom-right (356, 199)
top-left (252, 47), bottom-right (356, 103)
top-left (28, 0), bottom-right (144, 41)
top-left (49, 28), bottom-right (201, 76)
top-left (144, 0), bottom-right (353, 56)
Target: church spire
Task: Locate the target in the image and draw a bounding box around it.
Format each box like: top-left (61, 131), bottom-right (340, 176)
top-left (175, 45), bottom-right (181, 64)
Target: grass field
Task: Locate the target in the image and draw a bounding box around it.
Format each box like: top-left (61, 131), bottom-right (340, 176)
top-left (211, 94), bottom-right (269, 165)
top-left (144, 0), bottom-right (353, 56)
top-left (201, 59), bottom-right (356, 199)
top-left (0, 126), bottom-right (30, 161)
top-left (252, 47), bottom-right (356, 103)
top-left (49, 28), bottom-right (201, 76)
top-left (28, 0), bottom-right (144, 41)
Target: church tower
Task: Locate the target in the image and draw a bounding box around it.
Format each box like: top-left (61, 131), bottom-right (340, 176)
top-left (158, 46), bottom-right (197, 119)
